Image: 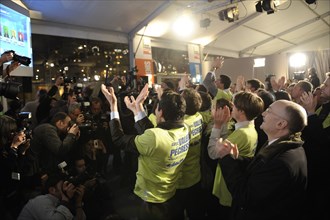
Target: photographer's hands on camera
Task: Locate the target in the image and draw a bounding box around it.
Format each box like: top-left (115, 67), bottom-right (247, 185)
top-left (68, 123), bottom-right (80, 139)
top-left (10, 130), bottom-right (31, 155)
top-left (61, 181), bottom-right (85, 208)
top-left (0, 51), bottom-right (21, 78)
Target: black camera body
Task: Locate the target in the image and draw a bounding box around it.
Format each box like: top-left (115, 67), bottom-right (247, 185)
top-left (17, 112), bottom-right (33, 139)
top-left (4, 50), bottom-right (31, 66)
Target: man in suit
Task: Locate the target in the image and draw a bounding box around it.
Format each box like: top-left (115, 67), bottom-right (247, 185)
top-left (215, 100), bottom-right (308, 220)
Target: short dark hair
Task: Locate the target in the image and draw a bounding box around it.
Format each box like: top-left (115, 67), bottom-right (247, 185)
top-left (285, 103), bottom-right (307, 134)
top-left (233, 91), bottom-right (264, 120)
top-left (274, 90), bottom-right (291, 101)
top-left (198, 91), bottom-right (212, 112)
top-left (196, 84), bottom-right (208, 93)
top-left (256, 89), bottom-right (275, 110)
top-left (247, 79), bottom-right (262, 91)
top-left (0, 115), bottom-right (17, 148)
top-left (158, 91), bottom-right (186, 122)
top-left (219, 74), bottom-right (232, 89)
top-left (181, 88), bottom-right (202, 115)
top-left (44, 172), bottom-right (65, 193)
top-left (51, 112), bottom-right (68, 125)
top-left (215, 98), bottom-right (233, 112)
top-left (296, 80), bottom-right (313, 93)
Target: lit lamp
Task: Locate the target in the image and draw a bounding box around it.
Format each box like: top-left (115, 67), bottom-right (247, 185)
top-left (218, 6), bottom-right (239, 23)
top-left (255, 0), bottom-right (276, 14)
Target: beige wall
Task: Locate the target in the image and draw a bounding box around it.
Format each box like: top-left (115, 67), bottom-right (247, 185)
top-left (202, 54), bottom-right (288, 84)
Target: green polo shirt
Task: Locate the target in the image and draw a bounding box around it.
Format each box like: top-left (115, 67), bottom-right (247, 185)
top-left (213, 121), bottom-right (257, 206)
top-left (177, 113), bottom-right (203, 189)
top-left (134, 125), bottom-right (190, 203)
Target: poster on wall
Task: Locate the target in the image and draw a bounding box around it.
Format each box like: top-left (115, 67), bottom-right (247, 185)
top-left (134, 36), bottom-right (152, 60)
top-left (135, 58), bottom-right (155, 84)
top-left (188, 44), bottom-right (200, 64)
top-left (143, 38), bottom-right (151, 55)
top-left (189, 63), bottom-right (201, 83)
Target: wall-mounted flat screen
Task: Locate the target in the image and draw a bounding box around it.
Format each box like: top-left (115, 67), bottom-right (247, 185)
top-left (0, 2), bottom-right (33, 76)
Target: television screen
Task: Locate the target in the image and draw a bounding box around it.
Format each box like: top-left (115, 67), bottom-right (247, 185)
top-left (0, 2), bottom-right (33, 77)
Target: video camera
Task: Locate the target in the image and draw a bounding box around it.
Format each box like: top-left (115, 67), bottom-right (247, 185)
top-left (0, 80), bottom-right (21, 99)
top-left (17, 112), bottom-right (33, 139)
top-left (58, 160), bottom-right (105, 187)
top-left (3, 50), bottom-right (31, 66)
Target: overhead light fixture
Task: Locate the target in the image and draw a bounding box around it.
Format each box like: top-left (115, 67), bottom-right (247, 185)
top-left (255, 0), bottom-right (276, 14)
top-left (305, 0), bottom-right (317, 4)
top-left (200, 18), bottom-right (211, 28)
top-left (218, 6), bottom-right (239, 23)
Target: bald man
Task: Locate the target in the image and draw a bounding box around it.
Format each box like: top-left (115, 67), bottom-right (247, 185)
top-left (215, 100), bottom-right (308, 220)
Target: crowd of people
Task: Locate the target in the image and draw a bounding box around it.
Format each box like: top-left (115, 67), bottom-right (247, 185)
top-left (1, 52), bottom-right (329, 220)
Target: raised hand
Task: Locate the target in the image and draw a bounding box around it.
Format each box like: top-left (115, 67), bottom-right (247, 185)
top-left (216, 138), bottom-right (238, 159)
top-left (179, 74), bottom-right (190, 90)
top-left (213, 105), bottom-right (231, 129)
top-left (11, 131), bottom-right (26, 148)
top-left (236, 75), bottom-right (245, 92)
top-left (213, 56), bottom-right (224, 70)
top-left (124, 96), bottom-right (137, 114)
top-left (101, 84), bottom-right (118, 112)
top-left (300, 91), bottom-right (317, 114)
top-left (135, 84), bottom-right (149, 111)
top-left (271, 76), bottom-right (286, 91)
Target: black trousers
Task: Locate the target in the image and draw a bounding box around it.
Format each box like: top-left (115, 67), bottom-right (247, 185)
top-left (173, 181), bottom-right (204, 220)
top-left (136, 195), bottom-right (180, 220)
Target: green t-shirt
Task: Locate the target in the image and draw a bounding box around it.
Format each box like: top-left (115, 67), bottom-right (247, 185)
top-left (148, 113), bottom-right (157, 127)
top-left (199, 110), bottom-right (213, 136)
top-left (212, 122), bottom-right (257, 207)
top-left (177, 113), bottom-right (203, 189)
top-left (316, 106), bottom-right (330, 129)
top-left (134, 126), bottom-right (190, 203)
top-left (214, 89), bottom-right (233, 102)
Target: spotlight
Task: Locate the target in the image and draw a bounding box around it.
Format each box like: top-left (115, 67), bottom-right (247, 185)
top-left (200, 18), bottom-right (211, 28)
top-left (218, 6), bottom-right (239, 23)
top-left (305, 0), bottom-right (316, 4)
top-left (255, 0), bottom-right (276, 14)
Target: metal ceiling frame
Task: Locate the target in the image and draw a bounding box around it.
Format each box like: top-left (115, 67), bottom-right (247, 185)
top-left (128, 0), bottom-right (173, 70)
top-left (239, 10), bottom-right (330, 56)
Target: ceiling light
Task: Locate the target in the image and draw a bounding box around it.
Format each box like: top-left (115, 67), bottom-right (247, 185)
top-left (289, 53), bottom-right (306, 68)
top-left (218, 6), bottom-right (239, 23)
top-left (305, 0), bottom-right (316, 4)
top-left (173, 14), bottom-right (195, 37)
top-left (255, 0), bottom-right (276, 14)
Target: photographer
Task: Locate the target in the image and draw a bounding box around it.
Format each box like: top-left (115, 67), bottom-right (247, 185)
top-left (18, 173), bottom-right (86, 220)
top-left (0, 115), bottom-right (30, 219)
top-left (26, 112), bottom-right (80, 178)
top-left (68, 153), bottom-right (116, 219)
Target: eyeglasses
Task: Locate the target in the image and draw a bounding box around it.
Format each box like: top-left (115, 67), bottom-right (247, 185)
top-left (264, 107), bottom-right (288, 121)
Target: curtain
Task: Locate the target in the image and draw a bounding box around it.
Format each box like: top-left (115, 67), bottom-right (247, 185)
top-left (312, 49), bottom-right (330, 83)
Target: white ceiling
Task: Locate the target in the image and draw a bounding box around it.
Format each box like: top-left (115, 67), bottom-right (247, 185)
top-left (20, 0), bottom-right (330, 58)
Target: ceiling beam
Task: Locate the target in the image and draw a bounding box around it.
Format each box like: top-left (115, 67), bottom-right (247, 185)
top-left (128, 0), bottom-right (173, 37)
top-left (205, 12), bottom-right (262, 47)
top-left (191, 0), bottom-right (235, 14)
top-left (239, 10), bottom-right (330, 56)
top-left (275, 31), bottom-right (330, 54)
top-left (300, 0), bottom-right (330, 28)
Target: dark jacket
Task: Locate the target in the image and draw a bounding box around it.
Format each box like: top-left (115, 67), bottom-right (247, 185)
top-left (219, 135), bottom-right (307, 220)
top-left (26, 123), bottom-right (77, 175)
